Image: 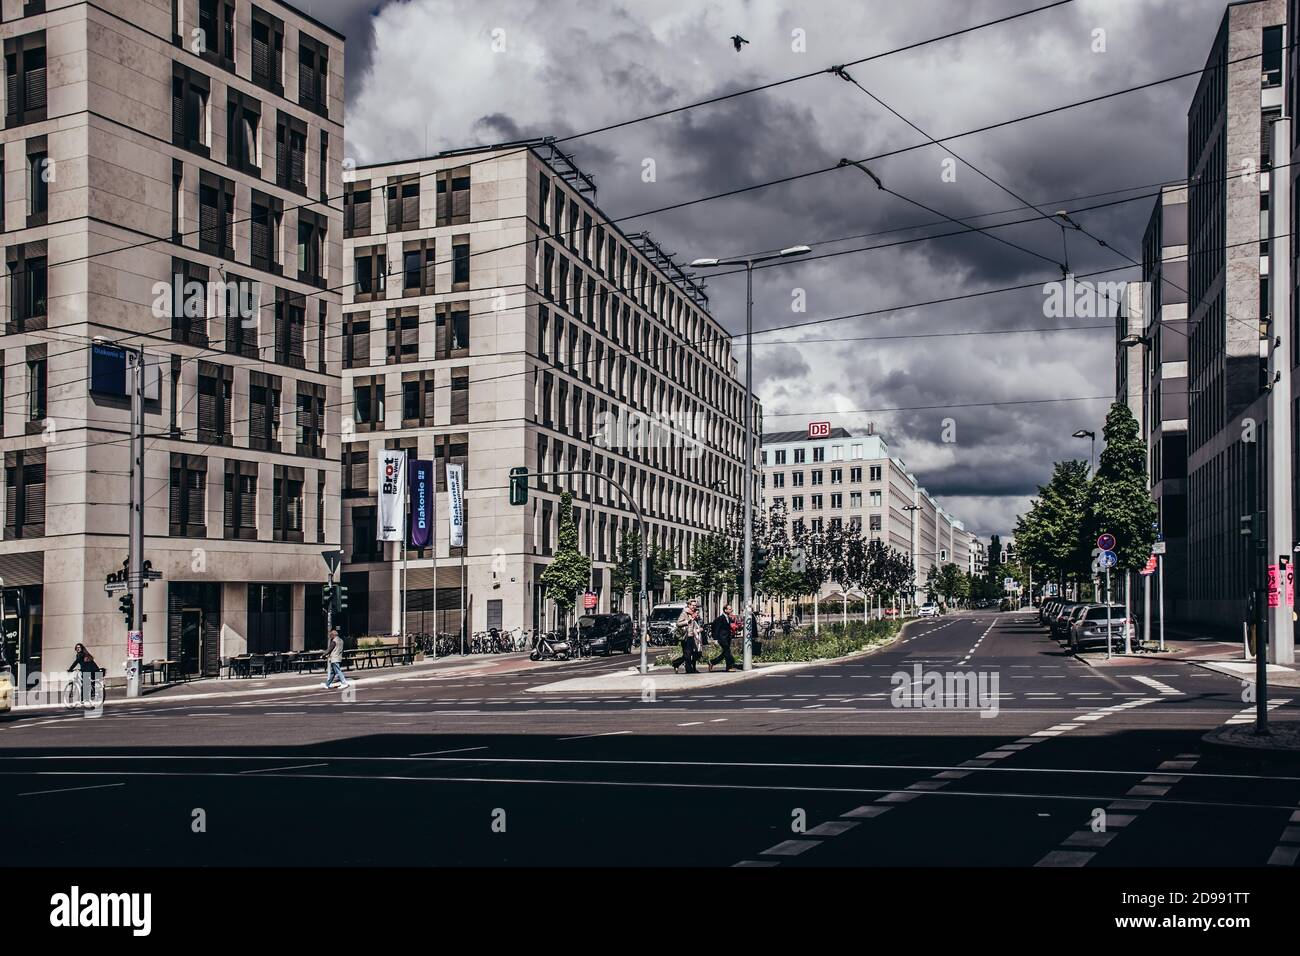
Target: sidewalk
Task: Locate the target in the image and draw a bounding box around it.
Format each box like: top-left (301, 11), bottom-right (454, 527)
top-left (10, 651), bottom-right (552, 712)
top-left (1074, 620), bottom-right (1300, 688)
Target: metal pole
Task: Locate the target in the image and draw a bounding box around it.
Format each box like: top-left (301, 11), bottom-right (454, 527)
top-left (1268, 116), bottom-right (1295, 666)
top-left (742, 261), bottom-right (754, 671)
top-left (459, 546), bottom-right (466, 655)
top-left (1124, 571), bottom-right (1132, 655)
top-left (1105, 565), bottom-right (1112, 659)
top-left (126, 348), bottom-right (145, 698)
top-left (1158, 553), bottom-right (1165, 652)
top-left (639, 524), bottom-right (648, 676)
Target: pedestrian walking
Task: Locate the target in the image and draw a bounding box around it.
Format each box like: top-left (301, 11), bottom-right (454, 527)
top-left (322, 628), bottom-right (349, 690)
top-left (671, 600), bottom-right (701, 673)
top-left (708, 604), bottom-right (738, 671)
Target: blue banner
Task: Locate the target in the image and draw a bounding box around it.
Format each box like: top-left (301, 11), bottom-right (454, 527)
top-left (408, 459), bottom-right (433, 548)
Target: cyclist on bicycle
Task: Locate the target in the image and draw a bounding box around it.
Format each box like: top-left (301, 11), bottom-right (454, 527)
top-left (68, 643), bottom-right (99, 677)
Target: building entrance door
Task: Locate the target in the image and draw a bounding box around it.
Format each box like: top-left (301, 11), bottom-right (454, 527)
top-left (180, 608), bottom-right (203, 677)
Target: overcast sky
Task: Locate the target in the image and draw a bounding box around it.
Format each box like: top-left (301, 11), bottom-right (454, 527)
top-left (302, 0), bottom-right (1231, 540)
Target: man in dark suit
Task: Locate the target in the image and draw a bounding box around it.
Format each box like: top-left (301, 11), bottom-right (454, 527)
top-left (708, 605), bottom-right (738, 671)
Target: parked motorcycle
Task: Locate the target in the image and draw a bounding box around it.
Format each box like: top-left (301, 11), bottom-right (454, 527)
top-left (530, 628), bottom-right (574, 661)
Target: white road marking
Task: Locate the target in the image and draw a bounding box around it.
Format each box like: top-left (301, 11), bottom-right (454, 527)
top-left (18, 782), bottom-right (125, 797)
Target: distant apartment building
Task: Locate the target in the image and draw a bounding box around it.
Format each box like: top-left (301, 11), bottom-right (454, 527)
top-left (1182, 0), bottom-right (1284, 630)
top-left (340, 141), bottom-right (754, 639)
top-left (1139, 184), bottom-right (1190, 618)
top-left (967, 534), bottom-right (986, 579)
top-left (759, 427), bottom-right (970, 603)
top-left (0, 0), bottom-right (345, 679)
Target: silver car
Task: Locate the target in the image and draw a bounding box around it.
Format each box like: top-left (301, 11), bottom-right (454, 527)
top-left (1068, 605), bottom-right (1133, 651)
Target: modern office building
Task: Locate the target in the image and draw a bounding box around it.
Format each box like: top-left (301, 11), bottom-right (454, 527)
top-left (1182, 0), bottom-right (1284, 630)
top-left (759, 427), bottom-right (971, 603)
top-left (1138, 184), bottom-right (1190, 619)
top-left (0, 0), bottom-right (345, 679)
top-left (339, 140), bottom-right (755, 639)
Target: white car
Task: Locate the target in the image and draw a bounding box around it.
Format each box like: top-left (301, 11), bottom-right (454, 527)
top-left (918, 604), bottom-right (940, 617)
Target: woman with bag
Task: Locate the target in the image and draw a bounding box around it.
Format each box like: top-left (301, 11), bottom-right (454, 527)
top-left (671, 600), bottom-right (701, 673)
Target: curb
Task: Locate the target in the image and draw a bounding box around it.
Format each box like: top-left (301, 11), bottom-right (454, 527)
top-left (1202, 723), bottom-right (1300, 755)
top-left (527, 618), bottom-right (915, 693)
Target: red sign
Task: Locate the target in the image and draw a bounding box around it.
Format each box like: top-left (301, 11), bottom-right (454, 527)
top-left (1268, 564), bottom-right (1281, 608)
top-left (808, 421), bottom-right (831, 439)
top-left (1139, 556), bottom-right (1158, 577)
top-left (583, 591), bottom-right (598, 610)
top-left (1288, 566), bottom-right (1295, 609)
top-left (127, 631), bottom-right (143, 660)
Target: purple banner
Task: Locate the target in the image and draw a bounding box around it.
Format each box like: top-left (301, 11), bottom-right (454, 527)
top-left (408, 459), bottom-right (433, 548)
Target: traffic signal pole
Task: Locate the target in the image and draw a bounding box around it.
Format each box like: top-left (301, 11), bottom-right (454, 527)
top-left (512, 468), bottom-right (650, 674)
top-left (125, 348), bottom-right (146, 699)
top-left (1268, 117), bottom-right (1295, 667)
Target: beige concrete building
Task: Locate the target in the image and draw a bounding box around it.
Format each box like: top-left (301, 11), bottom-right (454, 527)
top-left (760, 427), bottom-right (971, 604)
top-left (340, 141), bottom-right (755, 639)
top-left (0, 0), bottom-right (344, 679)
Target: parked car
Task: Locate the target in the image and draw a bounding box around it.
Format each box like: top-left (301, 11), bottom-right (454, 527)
top-left (1039, 599), bottom-right (1060, 626)
top-left (1068, 605), bottom-right (1134, 651)
top-left (577, 613), bottom-right (634, 655)
top-left (918, 603), bottom-right (940, 617)
top-left (645, 602), bottom-right (687, 646)
top-left (1048, 602), bottom-right (1082, 639)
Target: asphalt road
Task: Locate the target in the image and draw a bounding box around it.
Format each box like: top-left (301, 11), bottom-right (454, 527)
top-left (3, 610), bottom-right (1297, 867)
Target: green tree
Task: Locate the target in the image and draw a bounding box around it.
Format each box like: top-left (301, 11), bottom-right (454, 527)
top-left (539, 492), bottom-right (591, 632)
top-left (1015, 459), bottom-right (1092, 586)
top-left (681, 531), bottom-right (736, 616)
top-left (1091, 402), bottom-right (1157, 572)
top-left (611, 529), bottom-right (672, 617)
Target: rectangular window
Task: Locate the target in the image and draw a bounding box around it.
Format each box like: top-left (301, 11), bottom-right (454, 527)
top-left (436, 168), bottom-right (471, 226)
top-left (452, 236), bottom-right (470, 288)
top-left (435, 301), bottom-right (469, 359)
top-left (403, 239), bottom-right (435, 294)
top-left (343, 443), bottom-right (369, 498)
top-left (4, 447), bottom-right (45, 538)
top-left (830, 493), bottom-right (842, 509)
top-left (869, 490), bottom-right (882, 507)
top-left (774, 450), bottom-right (786, 465)
top-left (223, 459), bottom-right (258, 541)
top-left (1263, 25), bottom-right (1284, 87)
top-left (401, 370), bottom-right (435, 427)
top-left (222, 272), bottom-right (257, 358)
top-left (250, 7), bottom-right (285, 95)
top-left (850, 491), bottom-right (862, 508)
top-left (298, 34), bottom-right (329, 116)
top-left (26, 353), bottom-right (45, 422)
top-left (6, 242), bottom-right (46, 333)
top-left (295, 383), bottom-right (325, 457)
top-left (26, 136), bottom-right (47, 226)
top-left (386, 308), bottom-right (419, 363)
top-left (811, 469), bottom-right (823, 486)
top-left (169, 453), bottom-right (208, 537)
top-left (198, 172), bottom-right (235, 258)
top-left (344, 180), bottom-right (371, 238)
top-left (869, 514), bottom-right (882, 532)
top-left (353, 376), bottom-right (385, 432)
top-left (171, 64), bottom-right (210, 155)
top-left (353, 244), bottom-right (386, 301)
top-left (791, 495), bottom-right (804, 512)
top-left (197, 0), bottom-right (236, 68)
top-left (386, 174), bottom-right (419, 232)
top-left (793, 448), bottom-right (806, 464)
top-left (850, 466), bottom-right (862, 483)
top-left (296, 210), bottom-right (325, 285)
top-left (5, 32), bottom-right (47, 129)
top-left (226, 91), bottom-right (261, 175)
top-left (830, 468), bottom-right (842, 484)
top-left (272, 465), bottom-right (305, 542)
top-left (249, 190), bottom-right (281, 273)
top-left (343, 313), bottom-right (370, 368)
top-left (450, 368), bottom-right (469, 424)
top-left (274, 288), bottom-right (306, 368)
top-left (196, 360), bottom-right (233, 445)
top-left (247, 369), bottom-right (281, 451)
top-left (171, 258), bottom-right (209, 346)
top-left (275, 111), bottom-right (307, 193)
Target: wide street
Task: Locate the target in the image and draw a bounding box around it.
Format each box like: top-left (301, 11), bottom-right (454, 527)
top-left (3, 610), bottom-right (1296, 868)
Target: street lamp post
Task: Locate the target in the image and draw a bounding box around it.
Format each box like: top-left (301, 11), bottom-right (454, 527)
top-left (903, 505), bottom-right (921, 613)
top-left (691, 244), bottom-right (811, 670)
top-left (1072, 429), bottom-right (1096, 474)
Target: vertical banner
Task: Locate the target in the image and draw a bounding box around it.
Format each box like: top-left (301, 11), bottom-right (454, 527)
top-left (408, 459), bottom-right (433, 548)
top-left (377, 448), bottom-right (408, 541)
top-left (447, 463), bottom-right (465, 547)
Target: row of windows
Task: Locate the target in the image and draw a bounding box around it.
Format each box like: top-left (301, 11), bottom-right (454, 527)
top-left (169, 452), bottom-right (326, 544)
top-left (343, 169), bottom-right (469, 237)
top-left (350, 367), bottom-right (469, 432)
top-left (766, 466), bottom-right (883, 487)
top-left (172, 1), bottom-right (331, 119)
top-left (763, 446), bottom-right (878, 465)
top-left (351, 236), bottom-right (468, 301)
top-left (534, 369), bottom-right (741, 501)
top-left (768, 492), bottom-right (881, 516)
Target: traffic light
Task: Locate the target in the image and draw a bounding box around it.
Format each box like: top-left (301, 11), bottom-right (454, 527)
top-left (321, 584), bottom-right (334, 612)
top-left (335, 585), bottom-right (349, 615)
top-left (509, 466), bottom-right (529, 506)
top-left (118, 593), bottom-right (134, 627)
top-left (751, 547), bottom-right (770, 582)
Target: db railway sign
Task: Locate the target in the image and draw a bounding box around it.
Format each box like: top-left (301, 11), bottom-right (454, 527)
top-left (808, 421), bottom-right (831, 439)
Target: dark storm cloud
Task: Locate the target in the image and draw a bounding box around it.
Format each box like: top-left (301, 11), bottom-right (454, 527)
top-left (329, 0), bottom-right (1235, 537)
